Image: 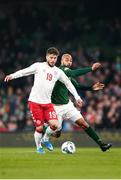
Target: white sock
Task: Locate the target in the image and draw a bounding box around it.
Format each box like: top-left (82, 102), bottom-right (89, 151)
top-left (42, 126), bottom-right (55, 142)
top-left (34, 131), bottom-right (42, 149)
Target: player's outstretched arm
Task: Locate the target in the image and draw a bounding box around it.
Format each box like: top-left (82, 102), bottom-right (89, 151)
top-left (63, 62), bottom-right (102, 78)
top-left (4, 62), bottom-right (39, 81)
top-left (64, 67), bottom-right (92, 77)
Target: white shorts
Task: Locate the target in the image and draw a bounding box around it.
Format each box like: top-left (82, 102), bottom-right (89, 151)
top-left (54, 100), bottom-right (83, 131)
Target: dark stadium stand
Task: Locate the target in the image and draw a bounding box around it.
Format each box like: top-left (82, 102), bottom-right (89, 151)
top-left (0, 0), bottom-right (121, 132)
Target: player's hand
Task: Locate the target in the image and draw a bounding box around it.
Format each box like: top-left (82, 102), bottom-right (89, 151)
top-left (4, 75), bottom-right (13, 82)
top-left (76, 99), bottom-right (83, 108)
top-left (92, 62), bottom-right (102, 71)
top-left (92, 82), bottom-right (105, 91)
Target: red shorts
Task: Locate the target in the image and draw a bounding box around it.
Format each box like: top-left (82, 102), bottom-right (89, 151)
top-left (28, 101), bottom-right (58, 127)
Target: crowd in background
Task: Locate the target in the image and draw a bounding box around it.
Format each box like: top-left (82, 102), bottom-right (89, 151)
top-left (0, 1), bottom-right (121, 132)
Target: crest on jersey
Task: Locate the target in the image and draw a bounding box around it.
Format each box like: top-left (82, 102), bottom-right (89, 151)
top-left (36, 120), bottom-right (41, 125)
top-left (54, 71), bottom-right (57, 76)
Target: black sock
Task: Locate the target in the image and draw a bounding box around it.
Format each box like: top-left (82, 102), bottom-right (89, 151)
top-left (85, 126), bottom-right (103, 146)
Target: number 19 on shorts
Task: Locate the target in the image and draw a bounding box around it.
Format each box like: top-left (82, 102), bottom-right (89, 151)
top-left (49, 111), bottom-right (57, 119)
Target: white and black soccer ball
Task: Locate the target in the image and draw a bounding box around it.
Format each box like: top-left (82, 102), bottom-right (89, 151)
top-left (61, 141), bottom-right (76, 154)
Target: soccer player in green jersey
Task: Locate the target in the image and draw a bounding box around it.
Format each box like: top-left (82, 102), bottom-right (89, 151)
top-left (42, 54), bottom-right (112, 152)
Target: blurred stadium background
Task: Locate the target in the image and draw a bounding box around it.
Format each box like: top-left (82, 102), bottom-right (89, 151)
top-left (0, 0), bottom-right (121, 147)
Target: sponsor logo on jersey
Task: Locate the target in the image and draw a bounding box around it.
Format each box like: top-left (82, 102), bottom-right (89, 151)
top-left (43, 69), bottom-right (46, 72)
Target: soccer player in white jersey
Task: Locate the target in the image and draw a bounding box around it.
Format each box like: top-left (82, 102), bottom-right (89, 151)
top-left (4, 47), bottom-right (83, 154)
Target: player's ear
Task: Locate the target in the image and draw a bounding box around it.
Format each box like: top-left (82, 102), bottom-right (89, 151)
top-left (61, 59), bottom-right (63, 64)
top-left (46, 55), bottom-right (48, 60)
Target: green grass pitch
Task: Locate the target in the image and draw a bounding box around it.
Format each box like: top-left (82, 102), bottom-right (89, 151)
top-left (0, 147), bottom-right (121, 179)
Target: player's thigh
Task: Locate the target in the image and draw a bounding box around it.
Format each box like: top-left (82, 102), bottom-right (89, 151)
top-left (54, 105), bottom-right (67, 130)
top-left (64, 102), bottom-right (83, 123)
top-left (54, 105), bottom-right (64, 120)
top-left (67, 101), bottom-right (89, 127)
top-left (28, 101), bottom-right (44, 127)
top-left (44, 103), bottom-right (58, 128)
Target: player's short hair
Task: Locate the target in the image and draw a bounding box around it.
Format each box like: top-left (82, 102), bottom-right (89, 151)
top-left (46, 47), bottom-right (60, 56)
top-left (62, 53), bottom-right (72, 60)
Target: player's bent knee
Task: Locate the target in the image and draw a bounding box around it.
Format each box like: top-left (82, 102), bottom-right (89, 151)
top-left (36, 125), bottom-right (43, 133)
top-left (49, 120), bottom-right (58, 130)
top-left (76, 118), bottom-right (89, 129)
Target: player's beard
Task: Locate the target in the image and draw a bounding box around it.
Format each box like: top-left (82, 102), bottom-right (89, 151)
top-left (62, 61), bottom-right (72, 68)
top-left (47, 61), bottom-right (55, 67)
top-left (67, 64), bottom-right (71, 68)
top-left (65, 63), bottom-right (71, 68)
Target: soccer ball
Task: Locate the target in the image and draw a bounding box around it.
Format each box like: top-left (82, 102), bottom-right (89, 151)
top-left (61, 141), bottom-right (76, 154)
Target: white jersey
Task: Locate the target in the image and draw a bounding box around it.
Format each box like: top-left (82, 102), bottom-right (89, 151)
top-left (10, 62), bottom-right (81, 104)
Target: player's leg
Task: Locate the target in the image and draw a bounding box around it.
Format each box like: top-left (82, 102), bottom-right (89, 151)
top-left (42, 116), bottom-right (62, 141)
top-left (49, 102), bottom-right (75, 138)
top-left (41, 104), bottom-right (58, 151)
top-left (28, 101), bottom-right (45, 154)
top-left (44, 114), bottom-right (63, 138)
top-left (75, 117), bottom-right (112, 151)
top-left (42, 119), bottom-right (58, 141)
top-left (67, 101), bottom-right (112, 152)
top-left (42, 104), bottom-right (64, 138)
top-left (34, 126), bottom-right (45, 154)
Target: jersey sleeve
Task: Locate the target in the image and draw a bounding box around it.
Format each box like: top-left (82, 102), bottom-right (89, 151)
top-left (58, 70), bottom-right (82, 101)
top-left (71, 78), bottom-right (93, 91)
top-left (63, 67), bottom-right (92, 77)
top-left (11, 63), bottom-right (39, 79)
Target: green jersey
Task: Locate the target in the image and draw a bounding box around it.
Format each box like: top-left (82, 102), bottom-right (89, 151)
top-left (51, 65), bottom-right (93, 105)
